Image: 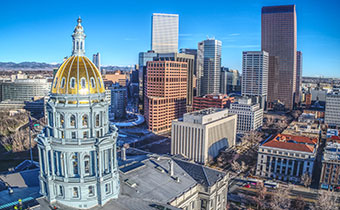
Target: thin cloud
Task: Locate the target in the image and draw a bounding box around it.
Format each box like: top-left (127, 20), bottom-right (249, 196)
top-left (229, 33), bottom-right (240, 36)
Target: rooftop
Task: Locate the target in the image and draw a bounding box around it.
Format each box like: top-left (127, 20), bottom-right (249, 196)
top-left (262, 134), bottom-right (317, 153)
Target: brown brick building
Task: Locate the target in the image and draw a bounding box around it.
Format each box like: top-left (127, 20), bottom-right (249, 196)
top-left (193, 94), bottom-right (234, 111)
top-left (144, 61), bottom-right (187, 133)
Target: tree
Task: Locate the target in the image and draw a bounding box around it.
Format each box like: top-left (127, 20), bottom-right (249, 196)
top-left (301, 172), bottom-right (312, 188)
top-left (252, 181), bottom-right (268, 210)
top-left (311, 191), bottom-right (338, 210)
top-left (291, 195), bottom-right (306, 210)
top-left (231, 160), bottom-right (246, 173)
top-left (242, 131), bottom-right (262, 147)
top-left (269, 187), bottom-right (291, 210)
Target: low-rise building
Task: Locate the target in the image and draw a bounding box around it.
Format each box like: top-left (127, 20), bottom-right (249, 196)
top-left (229, 97), bottom-right (263, 134)
top-left (320, 139), bottom-right (340, 191)
top-left (171, 108), bottom-right (237, 164)
top-left (283, 121), bottom-right (320, 139)
top-left (256, 134), bottom-right (317, 182)
top-left (193, 94), bottom-right (234, 111)
top-left (325, 91), bottom-right (340, 127)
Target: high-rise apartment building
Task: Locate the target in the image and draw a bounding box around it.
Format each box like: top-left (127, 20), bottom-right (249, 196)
top-left (229, 97), bottom-right (263, 134)
top-left (193, 94), bottom-right (234, 111)
top-left (262, 5), bottom-right (297, 110)
top-left (171, 108), bottom-right (237, 164)
top-left (109, 84), bottom-right (127, 119)
top-left (155, 53), bottom-right (195, 110)
top-left (296, 51), bottom-right (303, 105)
top-left (144, 61), bottom-right (187, 133)
top-left (93, 52), bottom-right (101, 74)
top-left (198, 39), bottom-right (222, 96)
top-left (151, 13), bottom-right (179, 53)
top-left (242, 51), bottom-right (269, 109)
top-left (325, 92), bottom-right (340, 127)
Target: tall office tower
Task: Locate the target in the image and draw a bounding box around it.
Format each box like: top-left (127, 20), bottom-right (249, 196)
top-left (36, 18), bottom-right (119, 209)
top-left (155, 53), bottom-right (195, 110)
top-left (262, 5), bottom-right (297, 110)
top-left (242, 51), bottom-right (269, 109)
top-left (151, 13), bottom-right (179, 53)
top-left (109, 84), bottom-right (127, 119)
top-left (138, 50), bottom-right (157, 113)
top-left (171, 108), bottom-right (237, 164)
top-left (198, 39), bottom-right (222, 96)
top-left (93, 52), bottom-right (101, 73)
top-left (325, 92), bottom-right (340, 127)
top-left (144, 61), bottom-right (187, 133)
top-left (220, 67), bottom-right (229, 94)
top-left (296, 51), bottom-right (303, 105)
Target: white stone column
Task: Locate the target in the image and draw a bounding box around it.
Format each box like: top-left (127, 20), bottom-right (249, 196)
top-left (274, 158), bottom-right (278, 174)
top-left (64, 152), bottom-right (68, 179)
top-left (290, 160), bottom-right (295, 176)
top-left (50, 150), bottom-right (55, 176)
top-left (296, 161), bottom-right (301, 176)
top-left (38, 147), bottom-right (44, 177)
top-left (285, 159), bottom-right (289, 175)
top-left (279, 158), bottom-right (284, 174)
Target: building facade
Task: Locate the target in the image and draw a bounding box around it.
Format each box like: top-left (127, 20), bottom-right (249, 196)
top-left (320, 140), bottom-right (340, 190)
top-left (0, 79), bottom-right (50, 102)
top-left (295, 51), bottom-right (303, 105)
top-left (171, 108), bottom-right (237, 164)
top-left (256, 134), bottom-right (317, 182)
top-left (193, 94), bottom-right (234, 111)
top-left (144, 60), bottom-right (187, 133)
top-left (198, 39), bottom-right (222, 96)
top-left (229, 97), bottom-right (263, 134)
top-left (262, 5), bottom-right (297, 110)
top-left (35, 18), bottom-right (119, 209)
top-left (151, 13), bottom-right (179, 53)
top-left (325, 92), bottom-right (340, 127)
top-left (108, 84), bottom-right (127, 119)
top-left (155, 53), bottom-right (195, 110)
top-left (241, 51), bottom-right (269, 109)
top-left (92, 52), bottom-right (101, 74)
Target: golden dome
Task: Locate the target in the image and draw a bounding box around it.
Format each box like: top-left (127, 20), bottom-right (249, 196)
top-left (51, 55), bottom-right (105, 95)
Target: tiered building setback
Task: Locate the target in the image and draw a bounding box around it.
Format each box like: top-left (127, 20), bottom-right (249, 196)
top-left (144, 60), bottom-right (187, 133)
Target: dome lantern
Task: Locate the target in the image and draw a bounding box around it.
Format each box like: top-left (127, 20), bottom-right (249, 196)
top-left (72, 17), bottom-right (86, 56)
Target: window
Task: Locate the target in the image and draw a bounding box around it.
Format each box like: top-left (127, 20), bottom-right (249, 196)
top-left (60, 114), bottom-right (64, 128)
top-left (83, 131), bottom-right (88, 139)
top-left (88, 186), bottom-right (95, 197)
top-left (58, 185), bottom-right (64, 196)
top-left (70, 115), bottom-right (76, 127)
top-left (95, 114), bottom-right (100, 127)
top-left (54, 77), bottom-right (58, 88)
top-left (60, 131), bottom-right (64, 138)
top-left (98, 78), bottom-right (102, 88)
top-left (73, 187), bottom-right (79, 198)
top-left (191, 201), bottom-right (195, 209)
top-left (82, 114), bottom-right (88, 127)
top-left (72, 154), bottom-right (78, 175)
top-left (48, 112), bottom-right (53, 127)
top-left (84, 155), bottom-right (90, 175)
top-left (70, 77), bottom-right (76, 89)
top-left (105, 183), bottom-right (111, 195)
top-left (90, 77), bottom-right (96, 88)
top-left (81, 77), bottom-right (86, 89)
top-left (61, 77), bottom-right (66, 88)
top-left (71, 132), bottom-right (76, 139)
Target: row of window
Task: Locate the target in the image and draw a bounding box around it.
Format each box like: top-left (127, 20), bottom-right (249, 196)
top-left (50, 112), bottom-right (103, 128)
top-left (57, 183), bottom-right (111, 199)
top-left (53, 76), bottom-right (102, 90)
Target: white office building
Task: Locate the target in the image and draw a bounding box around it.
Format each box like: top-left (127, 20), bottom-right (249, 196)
top-left (241, 51), bottom-right (269, 109)
top-left (256, 134), bottom-right (317, 182)
top-left (92, 52), bottom-right (102, 74)
top-left (325, 91), bottom-right (340, 127)
top-left (171, 108), bottom-right (237, 164)
top-left (151, 13), bottom-right (179, 53)
top-left (229, 97), bottom-right (263, 134)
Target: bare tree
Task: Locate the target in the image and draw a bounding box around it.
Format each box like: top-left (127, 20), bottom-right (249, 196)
top-left (252, 181), bottom-right (268, 210)
top-left (231, 160), bottom-right (246, 173)
top-left (301, 172), bottom-right (312, 188)
top-left (242, 131), bottom-right (262, 146)
top-left (311, 191), bottom-right (338, 210)
top-left (269, 187), bottom-right (291, 210)
top-left (291, 195), bottom-right (306, 210)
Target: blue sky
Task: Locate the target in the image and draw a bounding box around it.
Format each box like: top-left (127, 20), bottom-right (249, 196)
top-left (0, 0), bottom-right (339, 77)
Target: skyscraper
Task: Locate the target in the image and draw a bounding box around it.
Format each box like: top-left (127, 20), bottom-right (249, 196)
top-left (262, 5), bottom-right (297, 110)
top-left (198, 39), bottom-right (222, 96)
top-left (93, 52), bottom-right (101, 71)
top-left (151, 13), bottom-right (179, 53)
top-left (144, 60), bottom-right (187, 133)
top-left (296, 51), bottom-right (303, 105)
top-left (242, 51), bottom-right (269, 109)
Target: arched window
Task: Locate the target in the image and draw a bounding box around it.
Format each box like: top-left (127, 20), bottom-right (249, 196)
top-left (72, 154), bottom-right (78, 175)
top-left (95, 114), bottom-right (100, 127)
top-left (84, 155), bottom-right (90, 175)
top-left (76, 41), bottom-right (79, 50)
top-left (82, 114), bottom-right (88, 127)
top-left (48, 112), bottom-right (53, 127)
top-left (60, 114), bottom-right (64, 128)
top-left (70, 115), bottom-right (76, 127)
top-left (80, 42), bottom-right (83, 50)
top-left (81, 77), bottom-right (86, 89)
top-left (70, 77), bottom-right (76, 89)
top-left (90, 77), bottom-right (96, 88)
top-left (61, 77), bottom-right (66, 88)
top-left (98, 78), bottom-right (102, 88)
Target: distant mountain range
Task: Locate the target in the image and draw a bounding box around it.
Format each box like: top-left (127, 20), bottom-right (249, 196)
top-left (0, 61), bottom-right (133, 71)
